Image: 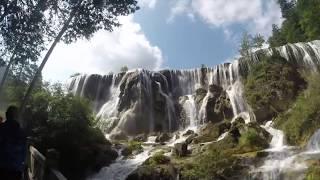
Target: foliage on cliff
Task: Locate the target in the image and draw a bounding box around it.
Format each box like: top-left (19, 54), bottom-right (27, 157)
top-left (275, 73), bottom-right (320, 145)
top-left (269, 0), bottom-right (320, 47)
top-left (244, 54), bottom-right (306, 122)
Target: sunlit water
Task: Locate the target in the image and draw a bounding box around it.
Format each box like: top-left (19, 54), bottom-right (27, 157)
top-left (250, 122), bottom-right (320, 180)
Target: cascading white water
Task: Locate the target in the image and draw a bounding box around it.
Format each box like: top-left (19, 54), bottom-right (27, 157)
top-left (252, 122), bottom-right (320, 180)
top-left (182, 95), bottom-right (198, 130)
top-left (306, 129), bottom-right (320, 152)
top-left (88, 146), bottom-right (153, 180)
top-left (156, 82), bottom-right (176, 132)
top-left (251, 121), bottom-right (306, 180)
top-left (261, 121), bottom-right (286, 151)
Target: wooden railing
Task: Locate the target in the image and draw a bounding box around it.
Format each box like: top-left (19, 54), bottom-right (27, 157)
top-left (27, 146), bottom-right (67, 180)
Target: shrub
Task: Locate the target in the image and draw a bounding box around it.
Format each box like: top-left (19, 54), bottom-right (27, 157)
top-left (127, 140), bottom-right (143, 153)
top-left (306, 165), bottom-right (320, 180)
top-left (238, 128), bottom-right (268, 151)
top-left (145, 152), bottom-right (170, 166)
top-left (26, 85), bottom-right (115, 180)
top-left (181, 150), bottom-right (236, 179)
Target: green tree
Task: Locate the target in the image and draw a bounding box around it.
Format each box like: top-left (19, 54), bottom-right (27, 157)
top-left (20, 0), bottom-right (140, 119)
top-left (239, 32), bottom-right (265, 58)
top-left (120, 65), bottom-right (129, 72)
top-left (268, 0), bottom-right (320, 47)
top-left (278, 0), bottom-right (295, 18)
top-left (297, 0), bottom-right (320, 40)
top-left (239, 32), bottom-right (253, 58)
top-left (268, 24), bottom-right (287, 47)
top-left (0, 0), bottom-right (47, 95)
top-left (252, 34), bottom-right (265, 49)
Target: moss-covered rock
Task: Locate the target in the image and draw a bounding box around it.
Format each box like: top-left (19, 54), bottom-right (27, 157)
top-left (275, 73), bottom-right (320, 145)
top-left (194, 121), bottom-right (231, 144)
top-left (127, 153), bottom-right (176, 180)
top-left (244, 54), bottom-right (306, 123)
top-left (121, 141), bottom-right (143, 157)
top-left (144, 152), bottom-right (171, 166)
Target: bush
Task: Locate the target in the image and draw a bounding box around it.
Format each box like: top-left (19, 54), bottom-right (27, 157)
top-left (26, 85), bottom-right (115, 180)
top-left (275, 73), bottom-right (320, 145)
top-left (245, 54), bottom-right (306, 122)
top-left (127, 140), bottom-right (143, 153)
top-left (145, 152), bottom-right (170, 166)
top-left (238, 128), bottom-right (268, 151)
top-left (181, 150), bottom-right (236, 179)
top-left (306, 165), bottom-right (320, 180)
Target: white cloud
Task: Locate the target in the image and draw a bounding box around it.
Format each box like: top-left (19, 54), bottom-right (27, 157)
top-left (43, 16), bottom-right (163, 82)
top-left (167, 0), bottom-right (192, 23)
top-left (169, 0), bottom-right (283, 37)
top-left (139, 0), bottom-right (157, 9)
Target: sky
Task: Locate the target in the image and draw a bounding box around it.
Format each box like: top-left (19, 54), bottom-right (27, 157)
top-left (43, 0), bottom-right (283, 82)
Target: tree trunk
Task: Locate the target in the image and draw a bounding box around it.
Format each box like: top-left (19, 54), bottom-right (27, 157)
top-left (19, 10), bottom-right (76, 127)
top-left (0, 53), bottom-right (16, 96)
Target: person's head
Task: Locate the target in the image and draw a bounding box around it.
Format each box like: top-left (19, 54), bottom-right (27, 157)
top-left (6, 105), bottom-right (19, 122)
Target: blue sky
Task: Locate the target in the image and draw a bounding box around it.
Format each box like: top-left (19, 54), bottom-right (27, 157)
top-left (43, 0), bottom-right (283, 82)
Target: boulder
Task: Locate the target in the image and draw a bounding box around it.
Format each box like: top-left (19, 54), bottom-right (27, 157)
top-left (133, 134), bottom-right (148, 142)
top-left (121, 146), bottom-right (132, 157)
top-left (174, 143), bottom-right (188, 157)
top-left (155, 133), bottom-right (172, 143)
top-left (185, 133), bottom-right (198, 145)
top-left (110, 132), bottom-right (128, 141)
top-left (193, 121), bottom-right (231, 144)
top-left (183, 130), bottom-right (195, 136)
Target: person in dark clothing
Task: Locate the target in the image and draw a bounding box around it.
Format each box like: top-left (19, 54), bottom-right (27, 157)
top-left (0, 106), bottom-right (26, 180)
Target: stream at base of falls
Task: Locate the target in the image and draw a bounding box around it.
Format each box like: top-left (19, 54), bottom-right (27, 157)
top-left (88, 122), bottom-right (320, 180)
top-left (249, 121), bottom-right (320, 180)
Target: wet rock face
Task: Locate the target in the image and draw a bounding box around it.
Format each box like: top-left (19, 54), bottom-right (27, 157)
top-left (206, 84), bottom-right (233, 123)
top-left (192, 85), bottom-right (233, 124)
top-left (195, 88), bottom-right (208, 105)
top-left (155, 133), bottom-right (173, 143)
top-left (174, 143), bottom-right (188, 157)
top-left (113, 71), bottom-right (179, 135)
top-left (193, 121), bottom-right (230, 144)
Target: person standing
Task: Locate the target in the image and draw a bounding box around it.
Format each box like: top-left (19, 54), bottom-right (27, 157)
top-left (0, 106), bottom-right (27, 180)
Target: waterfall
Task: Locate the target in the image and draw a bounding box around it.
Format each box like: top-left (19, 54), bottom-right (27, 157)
top-left (182, 95), bottom-right (197, 130)
top-left (67, 40), bottom-right (320, 136)
top-left (65, 40), bottom-right (320, 180)
top-left (251, 123), bottom-right (320, 180)
top-left (88, 146), bottom-right (153, 180)
top-left (261, 121), bottom-right (286, 151)
top-left (306, 129), bottom-right (320, 152)
top-left (156, 82), bottom-right (176, 132)
top-left (251, 122), bottom-right (305, 180)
